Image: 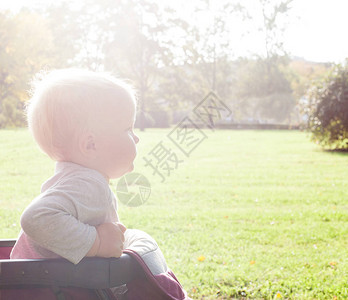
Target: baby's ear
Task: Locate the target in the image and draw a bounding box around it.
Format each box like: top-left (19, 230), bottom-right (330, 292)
top-left (79, 133), bottom-right (97, 158)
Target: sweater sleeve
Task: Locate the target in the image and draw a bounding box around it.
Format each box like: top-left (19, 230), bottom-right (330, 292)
top-left (20, 165), bottom-right (117, 264)
top-left (20, 173), bottom-right (114, 265)
top-left (20, 192), bottom-right (97, 264)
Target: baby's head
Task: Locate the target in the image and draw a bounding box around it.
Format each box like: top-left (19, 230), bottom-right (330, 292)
top-left (27, 68), bottom-right (139, 179)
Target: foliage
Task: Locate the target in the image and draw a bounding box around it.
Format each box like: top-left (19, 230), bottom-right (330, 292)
top-left (236, 57), bottom-right (295, 122)
top-left (0, 10), bottom-right (73, 128)
top-left (288, 59), bottom-right (330, 101)
top-left (234, 0), bottom-right (296, 123)
top-left (148, 110), bottom-right (171, 128)
top-left (0, 97), bottom-right (25, 128)
top-left (0, 0), bottom-right (326, 128)
top-left (44, 3), bottom-right (83, 67)
top-left (134, 111), bottom-right (155, 129)
top-left (306, 63), bottom-right (348, 150)
top-left (257, 0), bottom-right (294, 58)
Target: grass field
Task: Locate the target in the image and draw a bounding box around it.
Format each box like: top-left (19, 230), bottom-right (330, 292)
top-left (0, 128), bottom-right (347, 299)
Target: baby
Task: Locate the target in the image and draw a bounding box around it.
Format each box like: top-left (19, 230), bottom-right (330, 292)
top-left (11, 68), bottom-right (139, 264)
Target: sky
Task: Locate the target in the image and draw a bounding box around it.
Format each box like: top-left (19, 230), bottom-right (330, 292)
top-left (284, 0), bottom-right (348, 63)
top-left (1, 0), bottom-right (347, 64)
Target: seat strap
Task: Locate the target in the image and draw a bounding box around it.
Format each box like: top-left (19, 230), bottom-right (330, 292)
top-left (51, 285), bottom-right (66, 300)
top-left (95, 289), bottom-right (117, 300)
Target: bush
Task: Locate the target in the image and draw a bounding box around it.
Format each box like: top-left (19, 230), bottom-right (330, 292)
top-left (0, 97), bottom-right (26, 128)
top-left (134, 110), bottom-right (171, 129)
top-left (134, 111), bottom-right (155, 129)
top-left (306, 63), bottom-right (348, 150)
top-left (148, 110), bottom-right (171, 128)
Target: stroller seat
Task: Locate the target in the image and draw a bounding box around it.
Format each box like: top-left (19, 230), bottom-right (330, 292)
top-left (0, 230), bottom-right (191, 300)
top-left (0, 239), bottom-right (143, 300)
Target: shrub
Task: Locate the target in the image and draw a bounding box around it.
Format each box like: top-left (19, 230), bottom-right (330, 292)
top-left (306, 63), bottom-right (348, 150)
top-left (0, 97), bottom-right (26, 128)
top-left (134, 111), bottom-right (155, 129)
top-left (148, 110), bottom-right (171, 128)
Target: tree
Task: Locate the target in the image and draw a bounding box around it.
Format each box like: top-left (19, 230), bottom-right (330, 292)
top-left (288, 59), bottom-right (331, 102)
top-left (44, 2), bottom-right (84, 68)
top-left (100, 0), bottom-right (175, 130)
top-left (0, 10), bottom-right (57, 128)
top-left (258, 0), bottom-right (293, 59)
top-left (38, 0), bottom-right (178, 130)
top-left (235, 0), bottom-right (295, 123)
top-left (181, 1), bottom-right (246, 98)
top-left (306, 63), bottom-right (348, 150)
top-left (236, 56), bottom-right (294, 122)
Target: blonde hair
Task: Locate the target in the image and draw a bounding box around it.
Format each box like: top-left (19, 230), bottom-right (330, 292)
top-left (27, 68), bottom-right (136, 161)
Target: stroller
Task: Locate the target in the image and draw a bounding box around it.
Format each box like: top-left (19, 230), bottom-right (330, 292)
top-left (0, 229), bottom-right (190, 300)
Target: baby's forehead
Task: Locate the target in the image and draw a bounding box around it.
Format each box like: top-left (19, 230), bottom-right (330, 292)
top-left (107, 94), bottom-right (135, 113)
top-left (100, 96), bottom-right (136, 122)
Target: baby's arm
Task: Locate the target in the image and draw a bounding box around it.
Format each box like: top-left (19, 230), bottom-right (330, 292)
top-left (86, 222), bottom-right (126, 258)
top-left (20, 195), bottom-right (125, 264)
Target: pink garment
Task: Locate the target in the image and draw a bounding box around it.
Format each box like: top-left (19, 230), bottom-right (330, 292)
top-left (10, 161), bottom-right (118, 264)
top-left (10, 231), bottom-right (61, 260)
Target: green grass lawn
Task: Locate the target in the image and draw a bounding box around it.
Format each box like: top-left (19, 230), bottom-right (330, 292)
top-left (0, 128), bottom-right (347, 299)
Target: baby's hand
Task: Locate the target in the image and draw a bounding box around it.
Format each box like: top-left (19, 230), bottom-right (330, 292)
top-left (88, 222), bottom-right (126, 258)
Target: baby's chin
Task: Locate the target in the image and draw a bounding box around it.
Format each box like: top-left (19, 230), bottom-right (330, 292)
top-left (127, 163), bottom-right (134, 172)
top-left (110, 163), bottom-right (135, 180)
